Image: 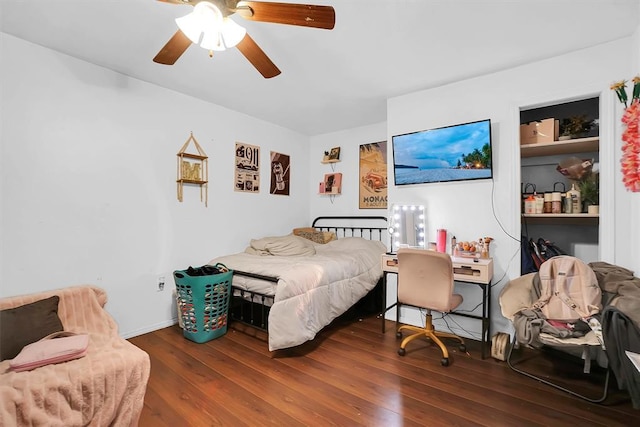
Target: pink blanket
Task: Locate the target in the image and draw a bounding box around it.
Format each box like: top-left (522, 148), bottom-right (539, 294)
top-left (0, 286), bottom-right (150, 426)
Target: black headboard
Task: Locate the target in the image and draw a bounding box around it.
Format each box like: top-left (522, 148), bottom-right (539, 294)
top-left (311, 216), bottom-right (388, 242)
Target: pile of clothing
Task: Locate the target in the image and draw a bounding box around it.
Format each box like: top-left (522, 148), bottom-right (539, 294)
top-left (590, 261), bottom-right (640, 409)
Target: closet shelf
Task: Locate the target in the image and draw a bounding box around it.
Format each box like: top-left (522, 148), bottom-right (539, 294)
top-left (521, 213), bottom-right (599, 226)
top-left (522, 213), bottom-right (598, 218)
top-left (520, 137), bottom-right (599, 158)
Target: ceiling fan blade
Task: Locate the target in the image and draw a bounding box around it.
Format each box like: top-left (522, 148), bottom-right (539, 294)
top-left (236, 33), bottom-right (281, 78)
top-left (236, 1), bottom-right (335, 29)
top-left (153, 30), bottom-right (192, 65)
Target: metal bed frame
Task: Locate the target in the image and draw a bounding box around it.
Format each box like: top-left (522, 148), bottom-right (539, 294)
top-left (229, 215), bottom-right (388, 332)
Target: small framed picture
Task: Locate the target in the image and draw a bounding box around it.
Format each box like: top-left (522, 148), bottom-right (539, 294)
top-left (323, 173), bottom-right (342, 194)
top-left (322, 146), bottom-right (341, 162)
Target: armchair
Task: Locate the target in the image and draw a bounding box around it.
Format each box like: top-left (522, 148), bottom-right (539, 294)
top-left (499, 273), bottom-right (610, 402)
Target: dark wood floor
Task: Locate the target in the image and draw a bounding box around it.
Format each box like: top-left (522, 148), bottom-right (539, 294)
top-left (129, 315), bottom-right (637, 426)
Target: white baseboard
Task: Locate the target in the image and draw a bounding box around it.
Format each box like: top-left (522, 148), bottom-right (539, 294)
top-left (120, 318), bottom-right (179, 339)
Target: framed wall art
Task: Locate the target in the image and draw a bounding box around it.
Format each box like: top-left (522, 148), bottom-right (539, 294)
top-left (321, 172), bottom-right (342, 195)
top-left (235, 142), bottom-right (260, 193)
top-left (322, 146), bottom-right (341, 163)
top-left (270, 151), bottom-right (290, 195)
top-left (359, 141), bottom-right (388, 209)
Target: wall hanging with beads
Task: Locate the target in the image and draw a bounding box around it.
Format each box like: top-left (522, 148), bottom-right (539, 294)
top-left (177, 132), bottom-right (208, 206)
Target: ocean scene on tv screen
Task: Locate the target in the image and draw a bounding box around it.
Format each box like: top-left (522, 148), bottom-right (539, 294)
top-left (393, 120), bottom-right (492, 185)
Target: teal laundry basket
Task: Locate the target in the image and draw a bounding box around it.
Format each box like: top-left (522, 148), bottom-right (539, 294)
top-left (173, 264), bottom-right (233, 343)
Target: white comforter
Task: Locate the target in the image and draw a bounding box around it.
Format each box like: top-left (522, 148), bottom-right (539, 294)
top-left (211, 237), bottom-right (386, 350)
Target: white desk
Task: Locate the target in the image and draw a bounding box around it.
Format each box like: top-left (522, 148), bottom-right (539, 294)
top-left (381, 253), bottom-right (494, 359)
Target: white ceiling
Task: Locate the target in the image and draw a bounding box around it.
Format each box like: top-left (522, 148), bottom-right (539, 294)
top-left (1, 0), bottom-right (638, 136)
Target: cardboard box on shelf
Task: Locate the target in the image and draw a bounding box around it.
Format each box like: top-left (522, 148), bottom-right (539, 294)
top-left (520, 118), bottom-right (559, 145)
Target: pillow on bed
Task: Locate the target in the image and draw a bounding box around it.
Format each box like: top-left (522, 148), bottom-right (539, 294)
top-left (296, 230), bottom-right (337, 244)
top-left (0, 296), bottom-right (64, 361)
top-left (292, 227), bottom-right (337, 244)
top-left (245, 234), bottom-right (316, 256)
top-left (292, 227), bottom-right (316, 235)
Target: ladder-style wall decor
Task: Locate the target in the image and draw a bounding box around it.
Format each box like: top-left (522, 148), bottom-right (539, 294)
top-left (177, 132), bottom-right (208, 207)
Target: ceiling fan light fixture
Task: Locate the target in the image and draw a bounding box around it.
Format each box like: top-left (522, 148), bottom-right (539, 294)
top-left (155, 0), bottom-right (335, 78)
top-left (199, 26), bottom-right (225, 51)
top-left (175, 2), bottom-right (217, 45)
top-left (175, 1), bottom-right (245, 52)
top-left (220, 18), bottom-right (247, 49)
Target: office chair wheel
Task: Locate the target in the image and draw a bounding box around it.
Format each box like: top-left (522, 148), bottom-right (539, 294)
top-left (396, 332), bottom-right (403, 339)
top-left (398, 348), bottom-right (406, 356)
top-left (441, 357), bottom-right (450, 366)
top-left (459, 344), bottom-right (466, 352)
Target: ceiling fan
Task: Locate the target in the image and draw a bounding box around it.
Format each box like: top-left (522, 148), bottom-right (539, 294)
top-left (153, 0), bottom-right (335, 78)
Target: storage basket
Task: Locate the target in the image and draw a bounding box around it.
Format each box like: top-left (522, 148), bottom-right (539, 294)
top-left (173, 263), bottom-right (233, 343)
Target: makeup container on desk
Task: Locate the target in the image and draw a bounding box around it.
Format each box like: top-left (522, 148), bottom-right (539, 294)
top-left (436, 229), bottom-right (447, 253)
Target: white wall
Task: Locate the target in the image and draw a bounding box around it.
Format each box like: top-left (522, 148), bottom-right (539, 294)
top-left (386, 36), bottom-right (637, 338)
top-left (0, 34), bottom-right (310, 337)
top-left (2, 28), bottom-right (639, 343)
top-left (309, 122), bottom-right (389, 220)
top-left (305, 34), bottom-right (639, 341)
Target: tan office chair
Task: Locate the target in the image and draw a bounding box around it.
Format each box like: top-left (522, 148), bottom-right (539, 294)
top-left (396, 248), bottom-right (466, 366)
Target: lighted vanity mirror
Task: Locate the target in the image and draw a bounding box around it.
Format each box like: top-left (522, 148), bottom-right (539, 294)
top-left (389, 204), bottom-right (426, 253)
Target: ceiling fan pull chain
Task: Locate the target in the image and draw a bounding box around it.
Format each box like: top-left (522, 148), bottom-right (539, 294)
top-left (209, 50), bottom-right (214, 58)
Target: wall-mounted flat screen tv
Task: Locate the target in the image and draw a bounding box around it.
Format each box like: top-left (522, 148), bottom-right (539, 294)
top-left (392, 119), bottom-right (493, 186)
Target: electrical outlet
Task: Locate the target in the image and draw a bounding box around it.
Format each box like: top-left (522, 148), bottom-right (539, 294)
top-left (158, 276), bottom-right (165, 291)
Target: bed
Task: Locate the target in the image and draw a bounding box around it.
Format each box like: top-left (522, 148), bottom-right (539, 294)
top-left (209, 216), bottom-right (388, 351)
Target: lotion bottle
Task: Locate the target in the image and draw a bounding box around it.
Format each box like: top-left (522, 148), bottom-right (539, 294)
top-left (534, 192), bottom-right (544, 214)
top-left (567, 184), bottom-right (582, 214)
